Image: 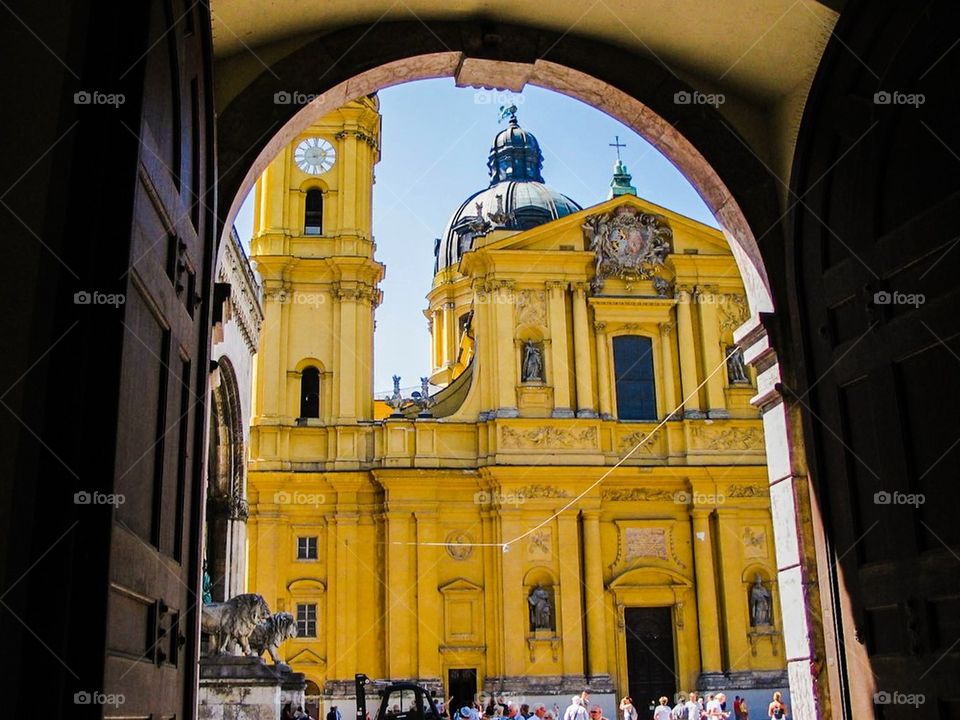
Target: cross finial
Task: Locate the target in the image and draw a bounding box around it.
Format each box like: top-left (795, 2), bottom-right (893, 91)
top-left (609, 135), bottom-right (627, 161)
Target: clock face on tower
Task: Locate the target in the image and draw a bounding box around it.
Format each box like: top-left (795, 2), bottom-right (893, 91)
top-left (294, 137), bottom-right (336, 175)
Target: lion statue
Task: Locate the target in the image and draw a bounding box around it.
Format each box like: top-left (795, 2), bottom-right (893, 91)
top-left (248, 611), bottom-right (297, 665)
top-left (201, 592), bottom-right (271, 656)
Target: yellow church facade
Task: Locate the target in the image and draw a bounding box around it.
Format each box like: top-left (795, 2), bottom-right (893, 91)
top-left (246, 97), bottom-right (785, 711)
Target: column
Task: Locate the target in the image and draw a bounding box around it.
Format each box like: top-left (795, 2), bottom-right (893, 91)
top-left (432, 308), bottom-right (443, 371)
top-left (581, 510), bottom-right (610, 679)
top-left (697, 288), bottom-right (728, 417)
top-left (325, 515), bottom-right (339, 679)
top-left (385, 508), bottom-right (416, 679)
top-left (715, 508), bottom-right (751, 666)
top-left (675, 287), bottom-right (703, 418)
top-left (659, 322), bottom-right (679, 419)
top-left (336, 285), bottom-right (358, 421)
top-left (500, 509), bottom-right (526, 678)
top-left (557, 512), bottom-right (586, 680)
top-left (443, 302), bottom-right (457, 366)
top-left (594, 323), bottom-right (613, 419)
top-left (691, 509), bottom-right (723, 674)
top-left (547, 282), bottom-right (574, 417)
top-left (572, 283), bottom-right (596, 417)
top-left (495, 281), bottom-right (518, 416)
top-left (415, 510), bottom-right (441, 681)
top-left (335, 509), bottom-right (359, 680)
top-left (256, 283), bottom-right (284, 418)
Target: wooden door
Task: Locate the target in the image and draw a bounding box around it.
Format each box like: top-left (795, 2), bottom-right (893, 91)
top-left (102, 0), bottom-right (216, 714)
top-left (624, 607), bottom-right (676, 712)
top-left (790, 1), bottom-right (960, 717)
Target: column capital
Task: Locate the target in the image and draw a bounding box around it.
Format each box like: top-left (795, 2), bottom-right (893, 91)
top-left (594, 321), bottom-right (607, 334)
top-left (545, 280), bottom-right (567, 292)
top-left (659, 321), bottom-right (675, 336)
top-left (571, 281), bottom-right (590, 294)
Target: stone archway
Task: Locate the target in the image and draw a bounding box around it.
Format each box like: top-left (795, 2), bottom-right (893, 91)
top-left (206, 356), bottom-right (248, 601)
top-left (214, 18), bottom-right (814, 715)
top-left (216, 21), bottom-right (783, 319)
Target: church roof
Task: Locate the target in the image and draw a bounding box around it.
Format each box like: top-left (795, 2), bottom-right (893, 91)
top-left (434, 110), bottom-right (580, 273)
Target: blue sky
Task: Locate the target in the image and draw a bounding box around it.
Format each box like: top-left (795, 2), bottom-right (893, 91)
top-left (234, 78), bottom-right (717, 395)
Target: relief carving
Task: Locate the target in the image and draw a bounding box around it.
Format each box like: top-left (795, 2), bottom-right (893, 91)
top-left (692, 425), bottom-right (765, 451)
top-left (602, 487), bottom-right (675, 502)
top-left (500, 425), bottom-right (598, 449)
top-left (515, 289), bottom-right (546, 327)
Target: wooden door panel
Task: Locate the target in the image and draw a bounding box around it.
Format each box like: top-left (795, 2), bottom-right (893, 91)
top-left (103, 0), bottom-right (215, 715)
top-left (791, 2), bottom-right (960, 715)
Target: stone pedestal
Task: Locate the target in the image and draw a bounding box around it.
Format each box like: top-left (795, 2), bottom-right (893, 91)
top-left (199, 656), bottom-right (306, 720)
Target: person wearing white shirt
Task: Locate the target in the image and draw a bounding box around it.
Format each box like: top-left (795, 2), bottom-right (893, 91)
top-left (683, 693), bottom-right (700, 720)
top-left (652, 697), bottom-right (672, 720)
top-left (705, 694), bottom-right (728, 720)
top-left (563, 697), bottom-right (588, 720)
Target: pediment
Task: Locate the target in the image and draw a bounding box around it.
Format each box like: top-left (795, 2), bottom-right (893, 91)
top-left (438, 577), bottom-right (483, 594)
top-left (287, 647), bottom-right (327, 665)
top-left (287, 577), bottom-right (326, 593)
top-left (482, 193), bottom-right (730, 256)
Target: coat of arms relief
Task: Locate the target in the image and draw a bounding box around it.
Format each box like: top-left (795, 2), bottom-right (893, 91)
top-left (582, 205), bottom-right (674, 295)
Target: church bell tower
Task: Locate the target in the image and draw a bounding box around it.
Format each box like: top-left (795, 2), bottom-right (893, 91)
top-left (250, 96), bottom-right (382, 460)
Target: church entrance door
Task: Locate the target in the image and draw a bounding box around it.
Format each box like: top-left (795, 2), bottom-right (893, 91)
top-left (624, 607), bottom-right (676, 709)
top-left (448, 668), bottom-right (477, 717)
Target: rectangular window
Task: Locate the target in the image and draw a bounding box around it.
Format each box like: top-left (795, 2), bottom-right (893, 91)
top-left (297, 603), bottom-right (317, 637)
top-left (613, 335), bottom-right (657, 420)
top-left (297, 536), bottom-right (318, 560)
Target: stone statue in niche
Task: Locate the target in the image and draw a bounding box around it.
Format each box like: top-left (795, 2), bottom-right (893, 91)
top-left (528, 584), bottom-right (554, 631)
top-left (521, 340), bottom-right (545, 383)
top-left (726, 346), bottom-right (750, 385)
top-left (749, 574), bottom-right (772, 627)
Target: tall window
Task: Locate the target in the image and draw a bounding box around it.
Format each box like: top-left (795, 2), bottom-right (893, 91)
top-left (612, 335), bottom-right (657, 420)
top-left (297, 536), bottom-right (318, 560)
top-left (300, 366), bottom-right (320, 418)
top-left (296, 603), bottom-right (317, 637)
top-left (304, 189), bottom-right (323, 235)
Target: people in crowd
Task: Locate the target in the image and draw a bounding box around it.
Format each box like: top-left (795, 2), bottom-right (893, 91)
top-left (705, 693), bottom-right (728, 719)
top-left (588, 704), bottom-right (609, 720)
top-left (652, 697), bottom-right (672, 720)
top-left (563, 695), bottom-right (589, 720)
top-left (619, 697), bottom-right (638, 720)
top-left (767, 693), bottom-right (787, 720)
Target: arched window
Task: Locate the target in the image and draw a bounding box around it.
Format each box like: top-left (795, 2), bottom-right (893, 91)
top-left (612, 335), bottom-right (657, 420)
top-left (304, 189), bottom-right (323, 235)
top-left (299, 366), bottom-right (320, 418)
